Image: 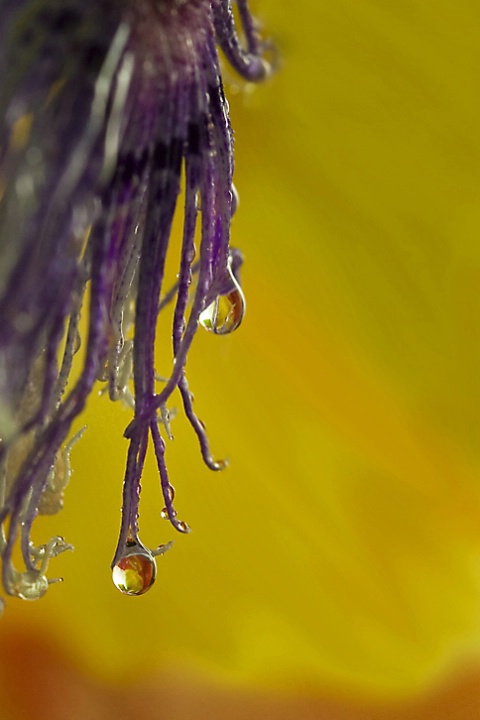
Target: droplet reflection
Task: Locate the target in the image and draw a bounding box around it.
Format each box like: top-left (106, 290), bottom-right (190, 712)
top-left (112, 550), bottom-right (156, 596)
top-left (14, 570), bottom-right (49, 601)
top-left (199, 262), bottom-right (246, 335)
top-left (199, 288), bottom-right (245, 334)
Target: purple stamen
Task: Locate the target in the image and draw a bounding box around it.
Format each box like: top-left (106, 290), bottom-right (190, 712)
top-left (0, 0), bottom-right (271, 602)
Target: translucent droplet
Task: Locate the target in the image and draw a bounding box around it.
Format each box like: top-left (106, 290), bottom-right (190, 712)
top-left (199, 285), bottom-right (245, 335)
top-left (73, 330), bottom-right (81, 355)
top-left (199, 253), bottom-right (246, 336)
top-left (177, 520), bottom-right (191, 533)
top-left (112, 550), bottom-right (156, 596)
top-left (160, 507), bottom-right (169, 519)
top-left (166, 484), bottom-right (175, 501)
top-left (231, 184), bottom-right (240, 215)
top-left (14, 570), bottom-right (49, 601)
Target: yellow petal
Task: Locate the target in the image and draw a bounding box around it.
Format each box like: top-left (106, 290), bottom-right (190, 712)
top-left (3, 0), bottom-right (480, 705)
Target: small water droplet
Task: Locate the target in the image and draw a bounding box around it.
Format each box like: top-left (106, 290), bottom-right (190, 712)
top-left (73, 330), bottom-right (81, 354)
top-left (231, 184), bottom-right (240, 215)
top-left (152, 540), bottom-right (174, 557)
top-left (14, 570), bottom-right (49, 601)
top-left (199, 282), bottom-right (245, 335)
top-left (213, 458), bottom-right (228, 471)
top-left (166, 484), bottom-right (175, 501)
top-left (112, 549), bottom-right (156, 596)
top-left (160, 507), bottom-right (169, 519)
top-left (177, 521), bottom-right (190, 533)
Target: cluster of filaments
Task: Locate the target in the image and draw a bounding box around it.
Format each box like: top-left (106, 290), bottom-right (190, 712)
top-left (0, 0), bottom-right (270, 604)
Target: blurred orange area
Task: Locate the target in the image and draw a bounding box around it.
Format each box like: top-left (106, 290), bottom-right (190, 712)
top-left (1, 626), bottom-right (480, 720)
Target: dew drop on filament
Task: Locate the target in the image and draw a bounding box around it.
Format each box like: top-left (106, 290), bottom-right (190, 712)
top-left (199, 266), bottom-right (245, 335)
top-left (13, 570), bottom-right (49, 601)
top-left (112, 549), bottom-right (156, 596)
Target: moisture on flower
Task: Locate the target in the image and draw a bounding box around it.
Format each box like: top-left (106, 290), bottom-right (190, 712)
top-left (0, 0), bottom-right (270, 604)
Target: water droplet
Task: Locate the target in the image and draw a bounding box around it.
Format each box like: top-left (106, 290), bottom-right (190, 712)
top-left (177, 520), bottom-right (190, 533)
top-left (160, 507), bottom-right (169, 519)
top-left (199, 280), bottom-right (245, 335)
top-left (14, 570), bottom-right (49, 601)
top-left (166, 484), bottom-right (175, 501)
top-left (112, 549), bottom-right (156, 596)
top-left (73, 330), bottom-right (81, 354)
top-left (231, 184), bottom-right (240, 215)
top-left (213, 458), bottom-right (228, 471)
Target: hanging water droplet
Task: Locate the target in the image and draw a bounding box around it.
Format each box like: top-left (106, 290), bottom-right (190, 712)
top-left (231, 183), bottom-right (240, 215)
top-left (13, 570), bottom-right (49, 601)
top-left (160, 507), bottom-right (169, 519)
top-left (73, 330), bottom-right (81, 355)
top-left (112, 549), bottom-right (156, 596)
top-left (177, 520), bottom-right (191, 533)
top-left (199, 274), bottom-right (245, 335)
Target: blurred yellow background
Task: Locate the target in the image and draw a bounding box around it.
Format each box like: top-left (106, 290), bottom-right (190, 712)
top-left (2, 1), bottom-right (480, 717)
